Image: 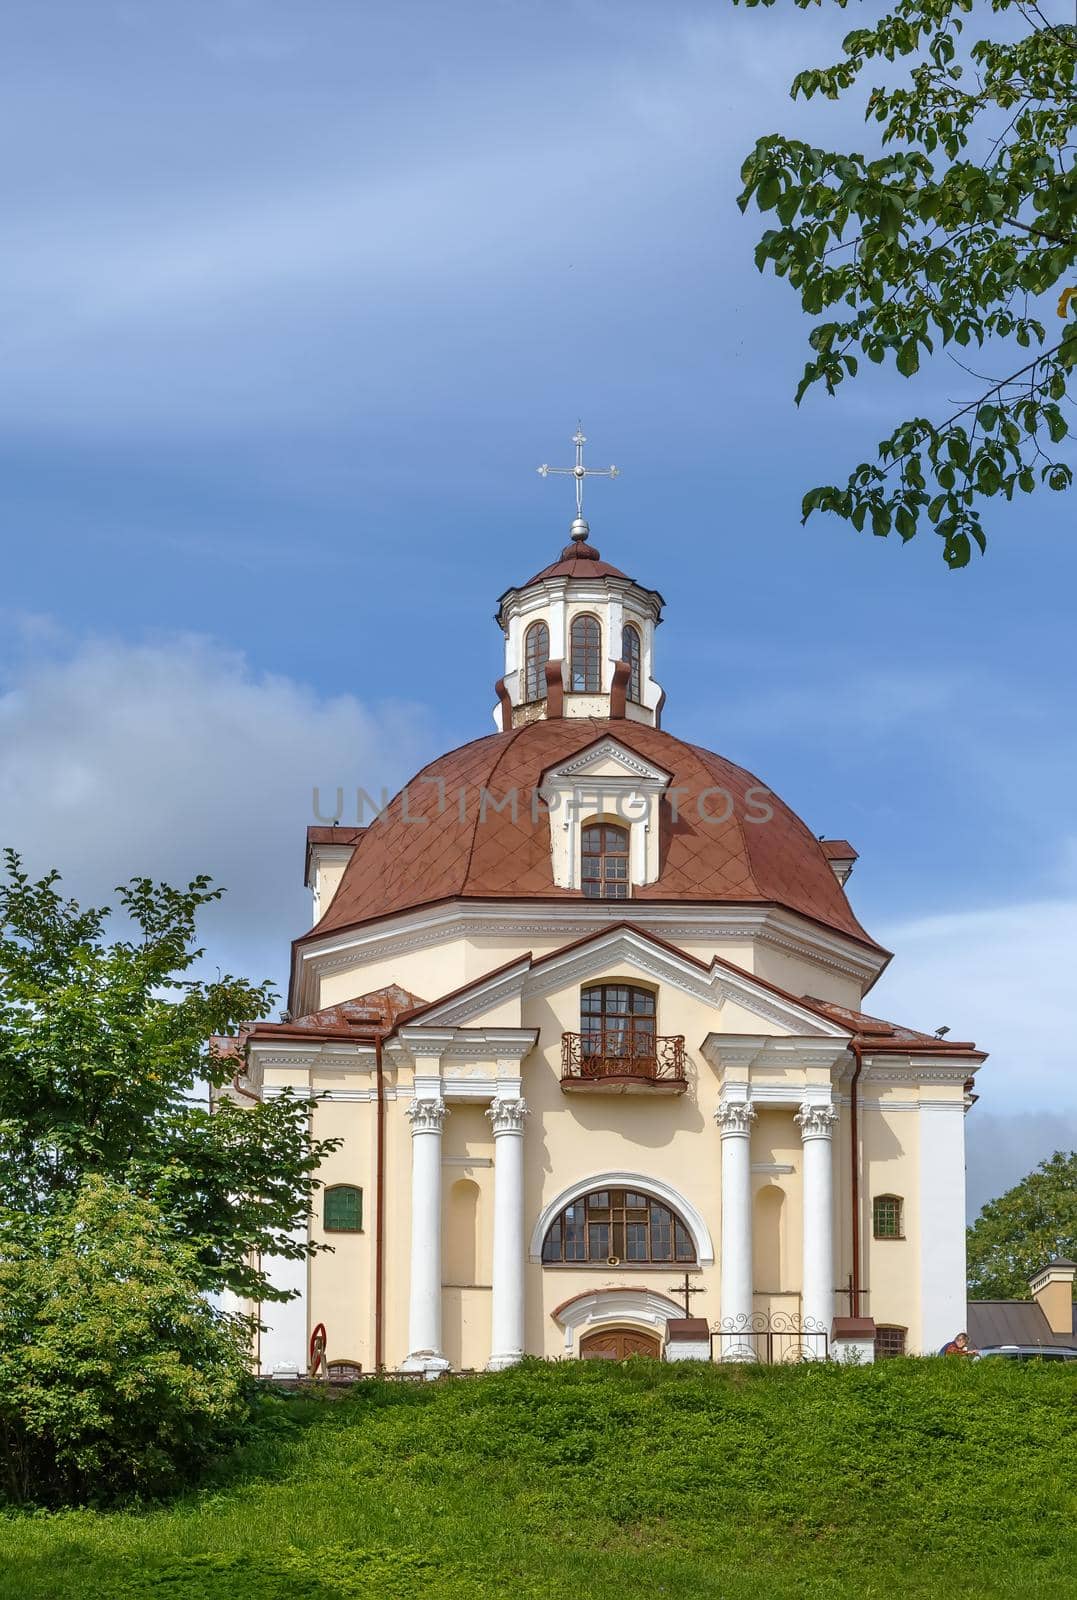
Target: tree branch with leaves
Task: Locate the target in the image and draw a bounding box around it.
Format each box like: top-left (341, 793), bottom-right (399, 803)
top-left (0, 849), bottom-right (339, 1304)
top-left (736, 0), bottom-right (1076, 565)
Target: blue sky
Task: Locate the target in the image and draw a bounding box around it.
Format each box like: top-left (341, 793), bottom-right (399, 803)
top-left (2, 0), bottom-right (1074, 1213)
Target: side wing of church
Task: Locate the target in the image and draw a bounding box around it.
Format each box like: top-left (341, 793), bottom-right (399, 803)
top-left (223, 482), bottom-right (985, 1373)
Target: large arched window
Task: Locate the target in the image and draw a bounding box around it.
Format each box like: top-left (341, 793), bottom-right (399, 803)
top-left (523, 620), bottom-right (549, 702)
top-left (569, 614), bottom-right (601, 693)
top-left (542, 1186), bottom-right (696, 1265)
top-left (581, 822), bottom-right (629, 898)
top-left (622, 623), bottom-right (642, 703)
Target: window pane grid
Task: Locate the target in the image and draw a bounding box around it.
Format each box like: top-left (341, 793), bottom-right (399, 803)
top-left (581, 824), bottom-right (630, 900)
top-left (570, 615), bottom-right (601, 692)
top-left (873, 1196), bottom-right (904, 1239)
top-left (874, 1326), bottom-right (906, 1360)
top-left (622, 624), bottom-right (642, 703)
top-left (541, 1187), bottom-right (697, 1266)
top-left (523, 621), bottom-right (550, 702)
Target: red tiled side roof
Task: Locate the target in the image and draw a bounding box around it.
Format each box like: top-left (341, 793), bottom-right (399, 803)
top-left (804, 997), bottom-right (983, 1055)
top-left (820, 839), bottom-right (858, 862)
top-left (246, 984), bottom-right (425, 1043)
top-left (302, 720), bottom-right (885, 953)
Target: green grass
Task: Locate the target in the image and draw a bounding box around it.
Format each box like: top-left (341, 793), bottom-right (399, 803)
top-left (2, 1358), bottom-right (1074, 1599)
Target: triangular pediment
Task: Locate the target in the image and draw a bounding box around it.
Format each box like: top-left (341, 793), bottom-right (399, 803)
top-left (400, 923), bottom-right (850, 1039)
top-left (540, 736), bottom-right (673, 790)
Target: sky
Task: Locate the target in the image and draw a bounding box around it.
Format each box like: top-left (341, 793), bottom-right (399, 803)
top-left (2, 0), bottom-right (1074, 1218)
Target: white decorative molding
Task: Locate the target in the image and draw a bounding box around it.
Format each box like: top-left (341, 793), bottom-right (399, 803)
top-left (529, 1171), bottom-right (715, 1265)
top-left (416, 926), bottom-right (851, 1045)
top-left (715, 1100), bottom-right (757, 1137)
top-left (539, 738), bottom-right (672, 891)
top-left (406, 1097), bottom-right (448, 1134)
top-left (751, 1161), bottom-right (794, 1175)
top-left (486, 1096), bottom-right (529, 1135)
top-left (551, 1287), bottom-right (686, 1355)
top-left (795, 1102), bottom-right (839, 1140)
top-left (292, 898), bottom-right (887, 1016)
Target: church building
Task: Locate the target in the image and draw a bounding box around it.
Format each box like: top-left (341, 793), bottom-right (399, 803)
top-left (226, 435), bottom-right (985, 1373)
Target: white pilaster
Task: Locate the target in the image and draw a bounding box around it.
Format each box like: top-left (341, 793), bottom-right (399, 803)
top-left (258, 1220), bottom-right (309, 1375)
top-left (486, 1096), bottom-right (529, 1370)
top-left (402, 1097), bottom-right (450, 1376)
top-left (796, 1101), bottom-right (838, 1356)
top-left (918, 1100), bottom-right (967, 1354)
top-left (715, 1098), bottom-right (756, 1359)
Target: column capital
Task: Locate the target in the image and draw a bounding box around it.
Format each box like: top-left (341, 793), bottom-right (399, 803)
top-left (795, 1102), bottom-right (838, 1140)
top-left (407, 1096), bottom-right (448, 1134)
top-left (486, 1096), bottom-right (529, 1136)
top-left (715, 1098), bottom-right (756, 1137)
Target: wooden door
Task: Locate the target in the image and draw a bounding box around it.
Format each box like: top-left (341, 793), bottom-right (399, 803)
top-left (580, 1328), bottom-right (660, 1360)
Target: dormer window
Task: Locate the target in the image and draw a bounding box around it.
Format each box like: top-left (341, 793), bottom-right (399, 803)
top-left (570, 614), bottom-right (601, 693)
top-left (582, 822), bottom-right (629, 898)
top-left (622, 623), bottom-right (642, 703)
top-left (523, 621), bottom-right (550, 702)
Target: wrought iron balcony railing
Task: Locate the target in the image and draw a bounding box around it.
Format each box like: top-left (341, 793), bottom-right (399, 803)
top-left (560, 1030), bottom-right (687, 1092)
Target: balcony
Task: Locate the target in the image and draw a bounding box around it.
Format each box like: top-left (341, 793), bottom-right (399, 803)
top-left (560, 1031), bottom-right (688, 1095)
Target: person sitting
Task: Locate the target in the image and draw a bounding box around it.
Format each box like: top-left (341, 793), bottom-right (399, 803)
top-left (940, 1331), bottom-right (976, 1356)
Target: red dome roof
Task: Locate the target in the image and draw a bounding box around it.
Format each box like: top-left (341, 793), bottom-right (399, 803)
top-left (303, 719), bottom-right (881, 952)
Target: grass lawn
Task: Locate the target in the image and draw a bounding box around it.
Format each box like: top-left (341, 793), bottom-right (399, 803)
top-left (1, 1357), bottom-right (1074, 1599)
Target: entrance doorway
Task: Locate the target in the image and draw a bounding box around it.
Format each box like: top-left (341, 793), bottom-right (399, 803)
top-left (579, 1327), bottom-right (661, 1360)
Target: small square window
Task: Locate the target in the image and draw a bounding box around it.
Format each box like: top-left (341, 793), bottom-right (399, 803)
top-left (873, 1196), bottom-right (904, 1239)
top-left (324, 1185), bottom-right (363, 1232)
top-left (874, 1326), bottom-right (906, 1360)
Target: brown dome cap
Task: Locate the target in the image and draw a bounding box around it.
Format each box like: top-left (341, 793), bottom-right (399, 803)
top-left (301, 719), bottom-right (882, 954)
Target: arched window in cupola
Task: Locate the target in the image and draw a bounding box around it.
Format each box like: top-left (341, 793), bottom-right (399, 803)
top-left (523, 620), bottom-right (550, 702)
top-left (622, 623), bottom-right (642, 703)
top-left (569, 614), bottom-right (601, 693)
top-left (581, 823), bottom-right (629, 898)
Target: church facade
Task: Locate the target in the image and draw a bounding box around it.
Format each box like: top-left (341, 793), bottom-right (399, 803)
top-left (226, 488), bottom-right (985, 1374)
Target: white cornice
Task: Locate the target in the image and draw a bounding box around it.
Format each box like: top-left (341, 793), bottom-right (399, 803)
top-left (293, 899), bottom-right (885, 1015)
top-left (391, 1024), bottom-right (539, 1068)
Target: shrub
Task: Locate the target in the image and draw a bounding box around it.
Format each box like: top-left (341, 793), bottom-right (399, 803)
top-left (0, 1177), bottom-right (252, 1506)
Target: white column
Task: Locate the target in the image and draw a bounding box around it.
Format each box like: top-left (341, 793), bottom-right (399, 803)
top-left (715, 1098), bottom-right (756, 1359)
top-left (918, 1100), bottom-right (967, 1355)
top-left (402, 1097), bottom-right (450, 1376)
top-left (258, 1220), bottom-right (309, 1375)
top-left (486, 1096), bottom-right (529, 1370)
top-left (796, 1102), bottom-right (838, 1357)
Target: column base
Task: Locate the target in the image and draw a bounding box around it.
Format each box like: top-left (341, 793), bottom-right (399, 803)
top-left (486, 1349), bottom-right (524, 1372)
top-left (401, 1351), bottom-right (451, 1380)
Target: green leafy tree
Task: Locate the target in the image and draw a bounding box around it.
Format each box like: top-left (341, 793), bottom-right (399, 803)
top-left (736, 0), bottom-right (1076, 566)
top-left (0, 849), bottom-right (339, 1302)
top-left (967, 1150), bottom-right (1077, 1298)
top-left (0, 1177), bottom-right (252, 1505)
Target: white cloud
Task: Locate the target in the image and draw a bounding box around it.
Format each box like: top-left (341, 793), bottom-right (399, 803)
top-left (0, 627), bottom-right (433, 997)
top-left (871, 899), bottom-right (1077, 1123)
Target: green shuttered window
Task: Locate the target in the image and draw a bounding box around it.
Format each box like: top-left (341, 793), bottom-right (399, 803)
top-left (324, 1184), bottom-right (363, 1233)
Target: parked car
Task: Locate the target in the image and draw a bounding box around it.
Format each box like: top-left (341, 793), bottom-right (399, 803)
top-left (974, 1345), bottom-right (1077, 1362)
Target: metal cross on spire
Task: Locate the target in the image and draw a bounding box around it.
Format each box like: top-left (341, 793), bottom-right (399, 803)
top-left (537, 423), bottom-right (619, 538)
